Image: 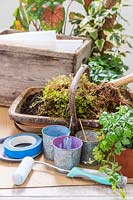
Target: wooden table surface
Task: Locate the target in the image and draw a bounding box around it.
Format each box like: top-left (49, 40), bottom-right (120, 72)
top-left (0, 107), bottom-right (133, 200)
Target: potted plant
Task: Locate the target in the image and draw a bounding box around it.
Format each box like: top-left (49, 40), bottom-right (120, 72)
top-left (93, 105), bottom-right (133, 199)
top-left (69, 0), bottom-right (132, 84)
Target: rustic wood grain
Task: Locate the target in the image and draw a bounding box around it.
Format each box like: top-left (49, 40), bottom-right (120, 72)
top-left (0, 31), bottom-right (92, 107)
top-left (0, 185), bottom-right (133, 200)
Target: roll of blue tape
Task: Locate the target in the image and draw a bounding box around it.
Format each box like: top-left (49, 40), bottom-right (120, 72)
top-left (3, 133), bottom-right (42, 159)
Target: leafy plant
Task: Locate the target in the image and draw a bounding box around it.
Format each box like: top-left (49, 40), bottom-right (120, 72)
top-left (68, 0), bottom-right (133, 85)
top-left (13, 0), bottom-right (83, 33)
top-left (13, 0), bottom-right (66, 32)
top-left (88, 54), bottom-right (129, 84)
top-left (69, 0), bottom-right (132, 54)
top-left (93, 105), bottom-right (133, 199)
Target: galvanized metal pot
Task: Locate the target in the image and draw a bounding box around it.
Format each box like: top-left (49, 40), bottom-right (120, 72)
top-left (42, 125), bottom-right (70, 160)
top-left (53, 136), bottom-right (83, 171)
top-left (76, 130), bottom-right (99, 166)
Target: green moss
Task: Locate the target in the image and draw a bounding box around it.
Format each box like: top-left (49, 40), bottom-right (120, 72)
top-left (27, 74), bottom-right (133, 119)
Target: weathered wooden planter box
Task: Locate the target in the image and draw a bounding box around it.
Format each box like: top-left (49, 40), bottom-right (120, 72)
top-left (9, 87), bottom-right (100, 133)
top-left (0, 30), bottom-right (92, 106)
top-left (9, 65), bottom-right (133, 134)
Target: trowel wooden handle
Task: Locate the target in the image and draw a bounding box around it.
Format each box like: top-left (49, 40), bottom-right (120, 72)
top-left (110, 73), bottom-right (133, 86)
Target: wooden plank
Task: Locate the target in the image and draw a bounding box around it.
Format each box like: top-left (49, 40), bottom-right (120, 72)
top-left (0, 44), bottom-right (75, 59)
top-left (2, 198), bottom-right (133, 200)
top-left (74, 39), bottom-right (92, 72)
top-left (0, 50), bottom-right (73, 106)
top-left (0, 50), bottom-right (73, 76)
top-left (0, 39), bottom-right (91, 60)
top-left (0, 32), bottom-right (91, 60)
top-left (0, 185), bottom-right (133, 199)
top-left (0, 61), bottom-right (72, 84)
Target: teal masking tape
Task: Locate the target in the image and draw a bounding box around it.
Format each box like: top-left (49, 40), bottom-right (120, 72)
top-left (3, 133), bottom-right (42, 159)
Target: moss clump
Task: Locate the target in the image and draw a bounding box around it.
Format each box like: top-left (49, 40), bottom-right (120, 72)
top-left (21, 74), bottom-right (133, 120)
top-left (35, 75), bottom-right (72, 118)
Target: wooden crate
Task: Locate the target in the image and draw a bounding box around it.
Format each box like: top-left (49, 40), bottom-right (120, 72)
top-left (9, 65), bottom-right (133, 135)
top-left (9, 86), bottom-right (100, 134)
top-left (0, 30), bottom-right (92, 106)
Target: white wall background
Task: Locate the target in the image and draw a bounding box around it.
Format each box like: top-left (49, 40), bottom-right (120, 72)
top-left (0, 0), bottom-right (18, 31)
top-left (0, 0), bottom-right (132, 88)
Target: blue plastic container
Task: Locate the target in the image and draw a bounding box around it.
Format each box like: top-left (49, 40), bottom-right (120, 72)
top-left (42, 125), bottom-right (70, 160)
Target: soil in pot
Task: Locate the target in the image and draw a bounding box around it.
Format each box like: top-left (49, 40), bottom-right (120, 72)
top-left (20, 91), bottom-right (43, 115)
top-left (116, 148), bottom-right (133, 178)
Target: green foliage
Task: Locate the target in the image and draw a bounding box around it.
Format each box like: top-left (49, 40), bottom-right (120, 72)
top-left (69, 0), bottom-right (131, 84)
top-left (29, 74), bottom-right (101, 119)
top-left (13, 0), bottom-right (66, 32)
top-left (93, 105), bottom-right (133, 198)
top-left (38, 75), bottom-right (71, 117)
top-left (98, 105), bottom-right (133, 151)
top-left (26, 74), bottom-right (133, 124)
top-left (88, 54), bottom-right (129, 84)
top-left (69, 0), bottom-right (132, 54)
top-left (13, 0), bottom-right (84, 33)
top-left (69, 0), bottom-right (119, 52)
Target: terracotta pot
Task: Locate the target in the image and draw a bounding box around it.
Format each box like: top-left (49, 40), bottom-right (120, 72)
top-left (116, 148), bottom-right (133, 178)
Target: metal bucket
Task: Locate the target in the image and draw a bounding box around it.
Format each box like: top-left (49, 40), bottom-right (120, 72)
top-left (76, 130), bottom-right (99, 166)
top-left (42, 125), bottom-right (70, 160)
top-left (53, 136), bottom-right (83, 171)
